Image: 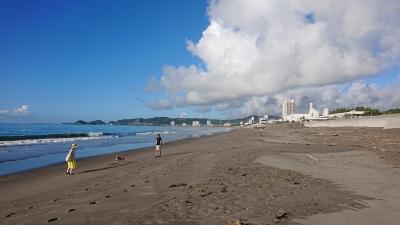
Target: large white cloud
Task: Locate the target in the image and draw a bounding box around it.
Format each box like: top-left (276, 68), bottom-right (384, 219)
top-left (151, 0), bottom-right (400, 114)
top-left (229, 78), bottom-right (400, 118)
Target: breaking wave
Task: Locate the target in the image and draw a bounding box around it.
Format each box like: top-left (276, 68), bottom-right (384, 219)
top-left (0, 132), bottom-right (118, 147)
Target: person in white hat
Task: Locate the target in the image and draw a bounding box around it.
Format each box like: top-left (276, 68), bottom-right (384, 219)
top-left (65, 143), bottom-right (78, 175)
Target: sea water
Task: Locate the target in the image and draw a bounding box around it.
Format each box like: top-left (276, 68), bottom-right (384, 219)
top-left (0, 123), bottom-right (230, 175)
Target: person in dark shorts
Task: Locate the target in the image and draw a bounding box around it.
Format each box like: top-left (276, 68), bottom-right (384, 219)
top-left (155, 133), bottom-right (162, 157)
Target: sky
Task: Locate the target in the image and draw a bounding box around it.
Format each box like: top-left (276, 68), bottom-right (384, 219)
top-left (1, 0), bottom-right (399, 123)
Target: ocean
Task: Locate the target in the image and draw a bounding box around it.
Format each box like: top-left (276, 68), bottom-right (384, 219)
top-left (0, 123), bottom-right (230, 176)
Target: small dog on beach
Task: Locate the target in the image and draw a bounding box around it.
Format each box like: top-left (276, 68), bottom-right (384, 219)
top-left (115, 154), bottom-right (126, 161)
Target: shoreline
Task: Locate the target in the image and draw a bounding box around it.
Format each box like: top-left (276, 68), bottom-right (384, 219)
top-left (0, 128), bottom-right (233, 176)
top-left (1, 126), bottom-right (399, 225)
top-left (0, 130), bottom-right (232, 178)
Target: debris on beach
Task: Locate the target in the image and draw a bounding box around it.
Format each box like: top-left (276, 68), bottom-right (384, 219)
top-left (200, 191), bottom-right (213, 197)
top-left (5, 212), bottom-right (15, 218)
top-left (305, 153), bottom-right (319, 162)
top-left (47, 217), bottom-right (59, 222)
top-left (169, 183), bottom-right (187, 188)
top-left (275, 209), bottom-right (289, 220)
top-left (235, 219), bottom-right (260, 225)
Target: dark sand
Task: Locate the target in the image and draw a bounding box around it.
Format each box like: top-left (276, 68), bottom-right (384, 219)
top-left (1, 125), bottom-right (399, 225)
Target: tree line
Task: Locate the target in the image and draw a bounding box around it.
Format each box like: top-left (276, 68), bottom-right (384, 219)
top-left (330, 107), bottom-right (400, 116)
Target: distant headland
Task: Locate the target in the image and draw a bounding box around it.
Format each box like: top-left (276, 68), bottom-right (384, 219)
top-left (63, 115), bottom-right (281, 126)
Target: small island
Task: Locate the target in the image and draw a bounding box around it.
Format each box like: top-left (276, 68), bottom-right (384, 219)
top-left (64, 120), bottom-right (107, 125)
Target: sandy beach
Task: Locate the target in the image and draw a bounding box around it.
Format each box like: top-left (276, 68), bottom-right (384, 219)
top-left (1, 125), bottom-right (400, 225)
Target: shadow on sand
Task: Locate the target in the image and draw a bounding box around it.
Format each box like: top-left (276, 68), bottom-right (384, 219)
top-left (79, 161), bottom-right (135, 174)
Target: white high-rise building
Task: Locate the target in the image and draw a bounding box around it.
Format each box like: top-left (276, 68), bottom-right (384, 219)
top-left (206, 120), bottom-right (212, 126)
top-left (282, 99), bottom-right (295, 120)
top-left (170, 121), bottom-right (175, 126)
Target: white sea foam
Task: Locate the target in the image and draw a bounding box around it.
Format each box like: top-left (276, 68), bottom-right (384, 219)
top-left (135, 131), bottom-right (177, 136)
top-left (0, 135), bottom-right (116, 147)
top-left (88, 132), bottom-right (103, 137)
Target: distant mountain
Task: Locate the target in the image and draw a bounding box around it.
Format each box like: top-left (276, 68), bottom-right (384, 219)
top-left (65, 115), bottom-right (281, 126)
top-left (111, 115), bottom-right (281, 126)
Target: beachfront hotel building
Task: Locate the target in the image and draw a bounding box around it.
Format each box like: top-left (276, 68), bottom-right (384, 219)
top-left (282, 99), bottom-right (295, 120)
top-left (282, 100), bottom-right (328, 122)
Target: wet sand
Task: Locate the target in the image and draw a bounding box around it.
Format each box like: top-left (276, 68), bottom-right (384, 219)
top-left (1, 125), bottom-right (399, 225)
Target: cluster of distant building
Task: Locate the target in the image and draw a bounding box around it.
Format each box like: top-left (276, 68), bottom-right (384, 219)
top-left (281, 99), bottom-right (366, 122)
top-left (168, 99), bottom-right (369, 127)
top-left (170, 120), bottom-right (214, 127)
top-left (239, 115), bottom-right (272, 127)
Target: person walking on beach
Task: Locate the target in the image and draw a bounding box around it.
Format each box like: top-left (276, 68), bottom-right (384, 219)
top-left (155, 133), bottom-right (162, 158)
top-left (66, 143), bottom-right (77, 175)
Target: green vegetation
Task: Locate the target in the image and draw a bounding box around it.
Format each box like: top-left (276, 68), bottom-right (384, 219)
top-left (330, 107), bottom-right (353, 114)
top-left (65, 120), bottom-right (107, 125)
top-left (355, 107), bottom-right (381, 116)
top-left (382, 108), bottom-right (400, 114)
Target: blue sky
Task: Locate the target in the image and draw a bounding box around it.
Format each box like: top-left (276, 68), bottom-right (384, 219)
top-left (0, 0), bottom-right (209, 122)
top-left (1, 0), bottom-right (399, 123)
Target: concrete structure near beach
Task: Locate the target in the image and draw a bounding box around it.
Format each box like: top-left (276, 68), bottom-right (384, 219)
top-left (282, 100), bottom-right (328, 122)
top-left (328, 110), bottom-right (365, 119)
top-left (305, 113), bottom-right (400, 129)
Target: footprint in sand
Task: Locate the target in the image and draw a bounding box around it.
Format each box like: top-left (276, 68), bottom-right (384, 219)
top-left (68, 209), bottom-right (76, 213)
top-left (28, 206), bottom-right (34, 210)
top-left (89, 201), bottom-right (97, 205)
top-left (130, 184), bottom-right (135, 188)
top-left (105, 195), bottom-right (111, 199)
top-left (47, 218), bottom-right (59, 222)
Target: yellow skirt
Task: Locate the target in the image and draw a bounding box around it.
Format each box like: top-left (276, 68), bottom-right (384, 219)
top-left (67, 160), bottom-right (77, 169)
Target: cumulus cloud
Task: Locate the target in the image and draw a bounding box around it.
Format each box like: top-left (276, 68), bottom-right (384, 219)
top-left (151, 0), bottom-right (400, 113)
top-left (0, 105), bottom-right (30, 116)
top-left (229, 78), bottom-right (400, 118)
